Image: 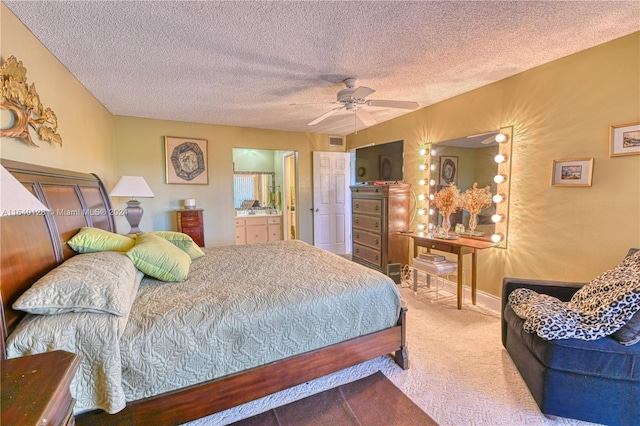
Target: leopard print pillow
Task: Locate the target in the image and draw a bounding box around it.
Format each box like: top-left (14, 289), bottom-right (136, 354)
top-left (509, 251), bottom-right (640, 341)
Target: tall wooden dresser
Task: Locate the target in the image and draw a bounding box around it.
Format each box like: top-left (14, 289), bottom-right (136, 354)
top-left (176, 209), bottom-right (205, 247)
top-left (350, 183), bottom-right (410, 278)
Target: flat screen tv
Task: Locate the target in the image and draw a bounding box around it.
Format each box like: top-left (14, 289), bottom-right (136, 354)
top-left (355, 140), bottom-right (404, 183)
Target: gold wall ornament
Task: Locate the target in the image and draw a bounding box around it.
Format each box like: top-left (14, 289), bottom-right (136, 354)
top-left (1, 56), bottom-right (62, 147)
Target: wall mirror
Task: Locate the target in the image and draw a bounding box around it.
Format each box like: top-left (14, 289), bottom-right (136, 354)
top-left (418, 127), bottom-right (512, 247)
top-left (233, 172), bottom-right (276, 209)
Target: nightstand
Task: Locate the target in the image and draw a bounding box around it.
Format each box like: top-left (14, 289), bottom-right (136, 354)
top-left (2, 350), bottom-right (81, 426)
top-left (176, 209), bottom-right (205, 247)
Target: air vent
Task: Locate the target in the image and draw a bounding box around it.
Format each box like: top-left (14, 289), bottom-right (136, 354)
top-left (328, 136), bottom-right (344, 147)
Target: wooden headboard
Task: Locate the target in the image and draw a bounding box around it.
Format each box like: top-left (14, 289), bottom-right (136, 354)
top-left (1, 159), bottom-right (115, 359)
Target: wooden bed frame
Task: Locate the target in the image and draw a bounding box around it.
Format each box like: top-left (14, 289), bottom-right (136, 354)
top-left (0, 159), bottom-right (409, 425)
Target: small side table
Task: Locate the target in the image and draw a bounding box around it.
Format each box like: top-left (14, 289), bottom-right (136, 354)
top-left (2, 350), bottom-right (81, 426)
top-left (176, 208), bottom-right (205, 247)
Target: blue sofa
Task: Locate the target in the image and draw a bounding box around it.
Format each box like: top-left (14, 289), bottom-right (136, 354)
top-left (501, 249), bottom-right (640, 426)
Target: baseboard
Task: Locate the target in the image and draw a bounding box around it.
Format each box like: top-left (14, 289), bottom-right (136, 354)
top-left (412, 275), bottom-right (501, 313)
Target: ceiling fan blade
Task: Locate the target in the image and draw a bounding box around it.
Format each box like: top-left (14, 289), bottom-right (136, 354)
top-left (308, 106), bottom-right (344, 126)
top-left (355, 108), bottom-right (377, 127)
top-left (290, 101), bottom-right (338, 106)
top-left (366, 99), bottom-right (419, 110)
top-left (351, 86), bottom-right (375, 99)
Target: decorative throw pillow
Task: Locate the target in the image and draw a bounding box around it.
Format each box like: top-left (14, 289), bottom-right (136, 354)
top-left (509, 250), bottom-right (640, 341)
top-left (146, 231), bottom-right (205, 260)
top-left (13, 252), bottom-right (140, 316)
top-left (611, 311), bottom-right (640, 346)
top-left (68, 227), bottom-right (136, 253)
top-left (126, 233), bottom-right (192, 282)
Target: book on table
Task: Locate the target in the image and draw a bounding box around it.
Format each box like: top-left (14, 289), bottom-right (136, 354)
top-left (418, 253), bottom-right (447, 263)
top-left (413, 257), bottom-right (458, 275)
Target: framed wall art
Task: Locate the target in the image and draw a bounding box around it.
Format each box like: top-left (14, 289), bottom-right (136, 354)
top-left (610, 122), bottom-right (640, 157)
top-left (551, 158), bottom-right (593, 187)
top-left (164, 136), bottom-right (209, 185)
top-left (439, 156), bottom-right (458, 186)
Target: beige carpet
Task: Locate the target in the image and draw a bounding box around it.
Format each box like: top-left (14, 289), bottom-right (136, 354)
top-left (186, 285), bottom-right (600, 426)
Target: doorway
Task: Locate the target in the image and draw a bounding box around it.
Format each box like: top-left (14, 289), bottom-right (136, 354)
top-left (283, 152), bottom-right (298, 240)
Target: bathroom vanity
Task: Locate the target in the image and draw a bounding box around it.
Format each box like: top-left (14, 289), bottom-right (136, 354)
top-left (235, 214), bottom-right (282, 245)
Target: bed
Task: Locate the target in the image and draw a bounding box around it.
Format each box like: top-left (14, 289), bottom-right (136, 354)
top-left (0, 159), bottom-right (408, 425)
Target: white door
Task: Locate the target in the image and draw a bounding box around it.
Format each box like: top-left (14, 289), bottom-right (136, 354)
top-left (313, 151), bottom-right (351, 254)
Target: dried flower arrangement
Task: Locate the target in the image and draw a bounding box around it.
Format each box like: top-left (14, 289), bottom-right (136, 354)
top-left (432, 183), bottom-right (462, 216)
top-left (461, 182), bottom-right (493, 215)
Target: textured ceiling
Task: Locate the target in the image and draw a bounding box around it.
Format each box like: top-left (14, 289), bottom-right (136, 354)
top-left (5, 1), bottom-right (640, 136)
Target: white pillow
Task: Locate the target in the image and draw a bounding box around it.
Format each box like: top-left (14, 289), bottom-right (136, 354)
top-left (13, 252), bottom-right (142, 316)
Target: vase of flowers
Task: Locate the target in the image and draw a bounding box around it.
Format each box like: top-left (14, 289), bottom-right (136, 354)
top-left (432, 183), bottom-right (462, 236)
top-left (461, 182), bottom-right (493, 236)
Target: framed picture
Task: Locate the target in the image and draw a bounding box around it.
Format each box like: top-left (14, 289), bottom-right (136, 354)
top-left (610, 122), bottom-right (640, 157)
top-left (551, 158), bottom-right (594, 187)
top-left (439, 156), bottom-right (458, 186)
top-left (164, 136), bottom-right (209, 185)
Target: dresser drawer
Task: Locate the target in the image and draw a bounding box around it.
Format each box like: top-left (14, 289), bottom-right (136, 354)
top-left (353, 229), bottom-right (381, 250)
top-left (427, 241), bottom-right (455, 253)
top-left (352, 243), bottom-right (382, 267)
top-left (352, 214), bottom-right (382, 232)
top-left (181, 216), bottom-right (200, 227)
top-left (352, 199), bottom-right (382, 215)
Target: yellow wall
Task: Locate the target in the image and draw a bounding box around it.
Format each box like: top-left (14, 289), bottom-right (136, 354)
top-left (3, 3), bottom-right (639, 296)
top-left (113, 117), bottom-right (337, 245)
top-left (347, 32), bottom-right (640, 296)
top-left (1, 5), bottom-right (116, 181)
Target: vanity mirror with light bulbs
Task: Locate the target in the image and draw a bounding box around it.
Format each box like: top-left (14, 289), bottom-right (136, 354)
top-left (416, 127), bottom-right (512, 247)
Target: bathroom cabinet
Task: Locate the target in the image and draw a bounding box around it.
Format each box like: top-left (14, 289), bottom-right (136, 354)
top-left (235, 215), bottom-right (282, 245)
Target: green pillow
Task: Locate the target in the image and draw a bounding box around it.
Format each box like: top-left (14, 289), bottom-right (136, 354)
top-left (147, 231), bottom-right (205, 260)
top-left (68, 227), bottom-right (136, 253)
top-left (126, 234), bottom-right (191, 282)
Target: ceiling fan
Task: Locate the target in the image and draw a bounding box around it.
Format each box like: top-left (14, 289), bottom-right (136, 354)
top-left (299, 78), bottom-right (419, 127)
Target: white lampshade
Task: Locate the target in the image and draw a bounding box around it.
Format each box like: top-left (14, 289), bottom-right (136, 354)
top-left (1, 165), bottom-right (50, 216)
top-left (109, 176), bottom-right (155, 199)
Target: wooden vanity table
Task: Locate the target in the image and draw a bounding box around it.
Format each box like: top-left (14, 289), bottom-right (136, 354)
top-left (406, 232), bottom-right (495, 309)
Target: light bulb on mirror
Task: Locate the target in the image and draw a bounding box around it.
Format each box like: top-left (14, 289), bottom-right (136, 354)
top-left (429, 208), bottom-right (435, 215)
top-left (495, 133), bottom-right (508, 143)
top-left (417, 223), bottom-right (425, 231)
top-left (491, 214), bottom-right (503, 223)
top-left (429, 194), bottom-right (434, 200)
top-left (419, 148), bottom-right (427, 156)
top-left (418, 179), bottom-right (426, 186)
top-left (419, 163), bottom-right (427, 171)
top-left (494, 154), bottom-right (506, 163)
top-left (494, 174), bottom-right (506, 184)
top-left (430, 179), bottom-right (436, 186)
top-left (492, 194), bottom-right (504, 203)
top-left (491, 233), bottom-right (503, 243)
top-left (418, 209), bottom-right (425, 216)
top-left (431, 149), bottom-right (437, 156)
top-left (418, 194), bottom-right (425, 201)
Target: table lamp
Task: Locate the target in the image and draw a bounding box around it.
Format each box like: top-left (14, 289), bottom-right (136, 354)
top-left (109, 176), bottom-right (155, 234)
top-left (1, 165), bottom-right (50, 216)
